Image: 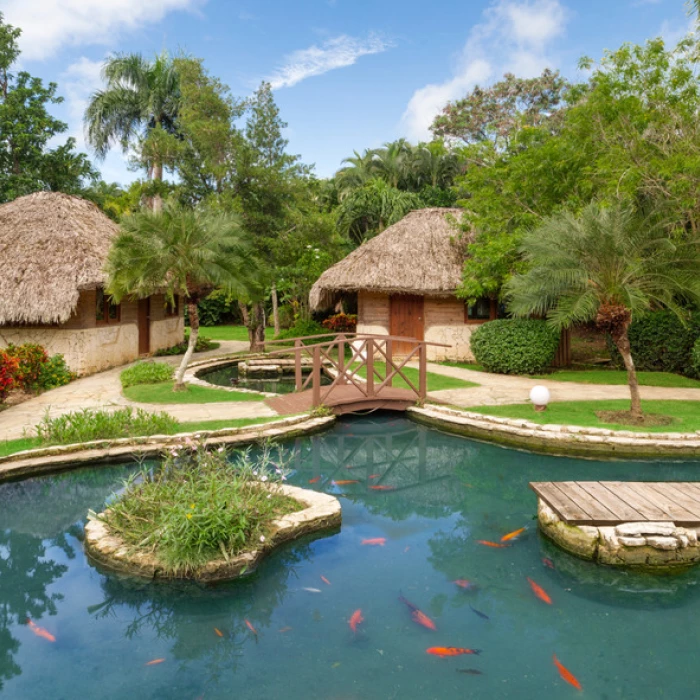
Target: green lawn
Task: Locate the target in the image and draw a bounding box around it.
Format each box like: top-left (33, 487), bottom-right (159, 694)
top-left (197, 325), bottom-right (249, 342)
top-left (467, 400), bottom-right (700, 433)
top-left (123, 381), bottom-right (265, 404)
top-left (354, 361), bottom-right (478, 392)
top-left (531, 369), bottom-right (700, 388)
top-left (439, 360), bottom-right (486, 372)
top-left (0, 437), bottom-right (40, 458)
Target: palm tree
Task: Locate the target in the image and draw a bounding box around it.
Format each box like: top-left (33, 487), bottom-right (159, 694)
top-left (335, 149), bottom-right (375, 198)
top-left (105, 204), bottom-right (258, 390)
top-left (371, 139), bottom-right (412, 188)
top-left (84, 52), bottom-right (181, 211)
top-left (412, 142), bottom-right (461, 189)
top-left (505, 202), bottom-right (700, 419)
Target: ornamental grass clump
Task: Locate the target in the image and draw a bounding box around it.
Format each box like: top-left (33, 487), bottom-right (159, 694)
top-left (102, 442), bottom-right (300, 574)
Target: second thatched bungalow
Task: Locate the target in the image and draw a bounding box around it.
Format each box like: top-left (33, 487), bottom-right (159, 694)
top-left (0, 192), bottom-right (184, 376)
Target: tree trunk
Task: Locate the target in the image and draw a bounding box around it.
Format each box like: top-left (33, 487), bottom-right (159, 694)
top-left (613, 326), bottom-right (643, 418)
top-left (248, 301), bottom-right (266, 353)
top-left (238, 301), bottom-right (250, 328)
top-left (174, 301), bottom-right (199, 391)
top-left (152, 160), bottom-right (163, 213)
top-left (271, 284), bottom-right (280, 336)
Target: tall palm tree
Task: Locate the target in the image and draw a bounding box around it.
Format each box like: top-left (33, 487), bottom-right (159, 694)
top-left (335, 149), bottom-right (375, 198)
top-left (105, 204), bottom-right (258, 390)
top-left (371, 139), bottom-right (412, 188)
top-left (505, 202), bottom-right (700, 419)
top-left (412, 142), bottom-right (461, 189)
top-left (84, 52), bottom-right (181, 211)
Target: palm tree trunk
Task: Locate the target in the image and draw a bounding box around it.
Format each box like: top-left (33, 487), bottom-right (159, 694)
top-left (152, 160), bottom-right (163, 213)
top-left (271, 284), bottom-right (280, 336)
top-left (249, 301), bottom-right (266, 353)
top-left (612, 327), bottom-right (642, 418)
top-left (174, 301), bottom-right (199, 390)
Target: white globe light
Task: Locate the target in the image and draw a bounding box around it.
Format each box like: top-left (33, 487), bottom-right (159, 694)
top-left (530, 385), bottom-right (550, 410)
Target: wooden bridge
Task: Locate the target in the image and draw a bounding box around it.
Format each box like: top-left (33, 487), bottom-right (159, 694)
top-left (263, 333), bottom-right (448, 415)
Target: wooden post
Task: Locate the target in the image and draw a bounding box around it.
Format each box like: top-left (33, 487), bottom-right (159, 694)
top-left (385, 339), bottom-right (393, 388)
top-left (312, 346), bottom-right (321, 407)
top-left (295, 339), bottom-right (302, 391)
top-left (366, 339), bottom-right (374, 397)
top-left (337, 335), bottom-right (345, 384)
top-left (418, 343), bottom-right (427, 400)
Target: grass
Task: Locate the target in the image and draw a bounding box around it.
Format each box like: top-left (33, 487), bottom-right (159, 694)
top-left (0, 437), bottom-right (40, 458)
top-left (530, 369), bottom-right (700, 388)
top-left (353, 361), bottom-right (478, 392)
top-left (440, 360), bottom-right (486, 372)
top-left (120, 361), bottom-right (173, 388)
top-left (467, 400), bottom-right (700, 433)
top-left (198, 325), bottom-right (249, 342)
top-left (123, 381), bottom-right (265, 404)
top-left (101, 444), bottom-right (301, 574)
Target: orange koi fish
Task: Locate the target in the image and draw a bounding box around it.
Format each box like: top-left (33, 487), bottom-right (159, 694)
top-left (369, 474), bottom-right (380, 479)
top-left (453, 579), bottom-right (475, 590)
top-left (308, 476), bottom-right (321, 484)
top-left (321, 575), bottom-right (331, 586)
top-left (526, 577), bottom-right (552, 605)
top-left (27, 619), bottom-right (56, 643)
top-left (333, 480), bottom-right (359, 486)
top-left (245, 619), bottom-right (258, 635)
top-left (398, 595), bottom-right (437, 631)
top-left (361, 538), bottom-right (386, 546)
top-left (553, 654), bottom-right (582, 690)
top-left (426, 647), bottom-right (481, 657)
top-left (369, 485), bottom-right (395, 491)
top-left (145, 658), bottom-right (166, 666)
top-left (477, 540), bottom-right (510, 548)
top-left (278, 626), bottom-right (292, 633)
top-left (542, 557), bottom-right (555, 570)
top-left (349, 609), bottom-right (364, 633)
top-left (214, 628), bottom-right (224, 638)
top-left (501, 527), bottom-right (526, 542)
top-left (404, 546), bottom-right (410, 553)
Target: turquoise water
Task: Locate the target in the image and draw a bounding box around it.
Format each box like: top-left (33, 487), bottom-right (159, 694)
top-left (199, 363), bottom-right (332, 394)
top-left (2, 415), bottom-right (700, 699)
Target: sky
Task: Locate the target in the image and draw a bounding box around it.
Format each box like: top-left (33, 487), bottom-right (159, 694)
top-left (2, 0), bottom-right (693, 185)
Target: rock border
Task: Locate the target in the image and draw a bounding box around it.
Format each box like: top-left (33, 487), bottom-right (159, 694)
top-left (0, 414), bottom-right (336, 483)
top-left (84, 484), bottom-right (341, 583)
top-left (186, 357), bottom-right (278, 397)
top-left (408, 404), bottom-right (700, 458)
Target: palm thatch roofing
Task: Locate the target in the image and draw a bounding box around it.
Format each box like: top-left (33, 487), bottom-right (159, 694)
top-left (310, 208), bottom-right (470, 310)
top-left (0, 192), bottom-right (119, 325)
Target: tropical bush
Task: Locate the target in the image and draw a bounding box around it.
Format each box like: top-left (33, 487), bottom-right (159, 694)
top-left (322, 313), bottom-right (357, 333)
top-left (35, 407), bottom-right (178, 445)
top-left (185, 291), bottom-right (242, 327)
top-left (36, 354), bottom-right (76, 390)
top-left (120, 361), bottom-right (174, 388)
top-left (5, 343), bottom-right (48, 390)
top-left (274, 318), bottom-right (326, 340)
top-left (100, 442), bottom-right (300, 574)
top-left (0, 344), bottom-right (74, 398)
top-left (0, 351), bottom-right (19, 401)
top-left (154, 335), bottom-right (220, 356)
top-left (471, 319), bottom-right (560, 375)
top-left (691, 339), bottom-right (700, 377)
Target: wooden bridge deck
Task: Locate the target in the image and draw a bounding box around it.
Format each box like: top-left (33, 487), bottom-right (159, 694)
top-left (530, 481), bottom-right (700, 527)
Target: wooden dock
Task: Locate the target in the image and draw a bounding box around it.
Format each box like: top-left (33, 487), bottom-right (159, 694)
top-left (530, 481), bottom-right (700, 527)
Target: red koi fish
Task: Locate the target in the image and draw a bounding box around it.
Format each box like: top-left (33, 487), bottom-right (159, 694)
top-left (278, 626), bottom-right (292, 633)
top-left (245, 619), bottom-right (258, 635)
top-left (453, 579), bottom-right (475, 590)
top-left (333, 480), bottom-right (359, 486)
top-left (321, 576), bottom-right (331, 586)
top-left (308, 476), bottom-right (321, 484)
top-left (349, 609), bottom-right (364, 633)
top-left (542, 557), bottom-right (555, 570)
top-left (427, 647), bottom-right (481, 657)
top-left (145, 658), bottom-right (166, 666)
top-left (477, 540), bottom-right (510, 548)
top-left (361, 538), bottom-right (386, 546)
top-left (501, 527), bottom-right (526, 542)
top-left (526, 577), bottom-right (552, 605)
top-left (398, 595), bottom-right (437, 631)
top-left (369, 485), bottom-right (395, 491)
top-left (369, 474), bottom-right (380, 479)
top-left (27, 619), bottom-right (56, 643)
top-left (553, 654), bottom-right (582, 690)
top-left (214, 628), bottom-right (224, 638)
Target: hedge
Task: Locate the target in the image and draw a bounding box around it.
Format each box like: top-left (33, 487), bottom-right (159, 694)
top-left (470, 319), bottom-right (560, 375)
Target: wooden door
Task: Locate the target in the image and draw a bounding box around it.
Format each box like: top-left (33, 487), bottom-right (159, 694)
top-left (138, 298), bottom-right (150, 355)
top-left (390, 295), bottom-right (424, 355)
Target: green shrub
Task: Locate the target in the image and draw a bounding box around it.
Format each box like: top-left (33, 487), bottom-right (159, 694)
top-left (185, 290), bottom-right (242, 327)
top-left (35, 407), bottom-right (178, 444)
top-left (154, 335), bottom-right (220, 356)
top-left (606, 310), bottom-right (700, 376)
top-left (120, 361), bottom-right (173, 388)
top-left (274, 318), bottom-right (327, 340)
top-left (100, 443), bottom-right (300, 574)
top-left (36, 354), bottom-right (76, 390)
top-left (691, 339), bottom-right (700, 377)
top-left (471, 319), bottom-right (560, 375)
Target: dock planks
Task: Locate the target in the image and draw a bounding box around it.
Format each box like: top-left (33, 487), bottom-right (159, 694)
top-left (530, 481), bottom-right (700, 526)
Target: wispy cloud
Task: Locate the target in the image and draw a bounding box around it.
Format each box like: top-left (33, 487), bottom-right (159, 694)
top-left (401, 0), bottom-right (568, 141)
top-left (267, 33), bottom-right (394, 89)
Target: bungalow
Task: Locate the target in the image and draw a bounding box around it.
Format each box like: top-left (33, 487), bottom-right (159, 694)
top-left (0, 192), bottom-right (184, 375)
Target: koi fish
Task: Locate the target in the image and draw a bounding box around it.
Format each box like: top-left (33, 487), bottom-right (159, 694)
top-left (145, 658), bottom-right (166, 666)
top-left (308, 476), bottom-right (321, 484)
top-left (404, 546), bottom-right (410, 553)
top-left (369, 474), bottom-right (380, 479)
top-left (245, 619), bottom-right (258, 636)
top-left (526, 577), bottom-right (552, 605)
top-left (477, 540), bottom-right (510, 548)
top-left (369, 485), bottom-right (395, 491)
top-left (361, 538), bottom-right (386, 546)
top-left (469, 605), bottom-right (489, 621)
top-left (501, 527), bottom-right (526, 542)
top-left (333, 480), bottom-right (359, 486)
top-left (453, 579), bottom-right (475, 590)
top-left (279, 626), bottom-right (292, 633)
top-left (214, 628), bottom-right (224, 638)
top-left (427, 647), bottom-right (481, 657)
top-left (398, 594), bottom-right (437, 631)
top-left (553, 654), bottom-right (582, 690)
top-left (457, 668), bottom-right (483, 675)
top-left (349, 609), bottom-right (364, 633)
top-left (321, 576), bottom-right (331, 586)
top-left (303, 587), bottom-right (322, 593)
top-left (542, 557), bottom-right (555, 570)
top-left (27, 619), bottom-right (55, 643)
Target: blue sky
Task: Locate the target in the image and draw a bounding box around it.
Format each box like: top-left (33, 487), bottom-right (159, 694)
top-left (3, 0), bottom-right (692, 184)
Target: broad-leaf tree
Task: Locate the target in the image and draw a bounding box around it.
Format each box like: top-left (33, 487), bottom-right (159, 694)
top-left (505, 202), bottom-right (700, 418)
top-left (105, 204), bottom-right (259, 389)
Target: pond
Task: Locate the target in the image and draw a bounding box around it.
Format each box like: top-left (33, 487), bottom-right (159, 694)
top-left (199, 362), bottom-right (333, 394)
top-left (2, 415), bottom-right (700, 699)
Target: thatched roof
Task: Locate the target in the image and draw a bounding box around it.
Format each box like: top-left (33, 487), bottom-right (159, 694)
top-left (0, 192), bottom-right (119, 325)
top-left (310, 208), bottom-right (469, 310)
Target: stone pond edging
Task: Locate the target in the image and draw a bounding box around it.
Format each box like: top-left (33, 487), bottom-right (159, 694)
top-left (0, 414), bottom-right (336, 482)
top-left (407, 405), bottom-right (700, 458)
top-left (84, 484), bottom-right (341, 582)
top-left (186, 356), bottom-right (278, 397)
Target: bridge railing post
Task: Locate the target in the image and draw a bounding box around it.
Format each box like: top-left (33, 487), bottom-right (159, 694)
top-left (366, 339), bottom-right (374, 398)
top-left (337, 335), bottom-right (345, 384)
top-left (312, 346), bottom-right (321, 407)
top-left (385, 339), bottom-right (393, 388)
top-left (295, 339), bottom-right (302, 391)
top-left (418, 343), bottom-right (427, 400)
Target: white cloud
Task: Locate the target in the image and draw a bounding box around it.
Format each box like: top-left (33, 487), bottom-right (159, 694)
top-left (401, 0), bottom-right (568, 141)
top-left (3, 0), bottom-right (205, 61)
top-left (267, 33), bottom-right (394, 90)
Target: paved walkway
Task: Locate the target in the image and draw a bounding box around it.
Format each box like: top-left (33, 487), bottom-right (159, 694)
top-left (2, 348), bottom-right (700, 442)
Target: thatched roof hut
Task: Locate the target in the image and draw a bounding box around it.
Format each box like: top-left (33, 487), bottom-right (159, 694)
top-left (0, 191), bottom-right (118, 325)
top-left (310, 207), bottom-right (468, 310)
